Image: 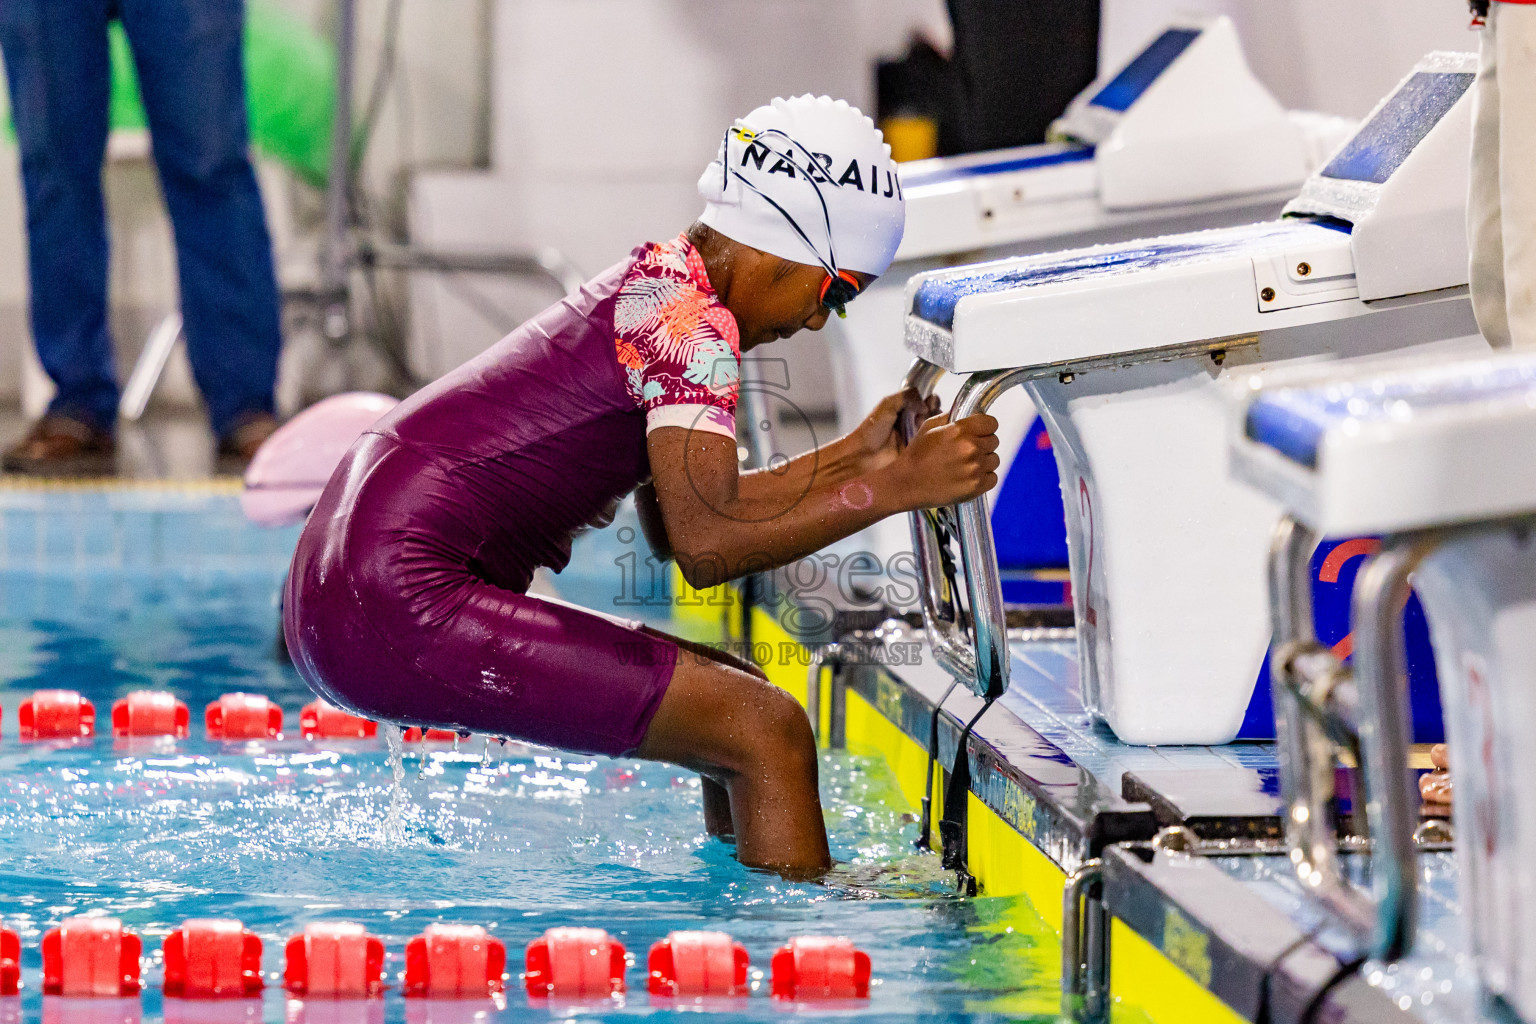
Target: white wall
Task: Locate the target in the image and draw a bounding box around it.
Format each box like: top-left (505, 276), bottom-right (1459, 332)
top-left (0, 0), bottom-right (1490, 410)
top-left (409, 0), bottom-right (951, 380)
top-left (1101, 0), bottom-right (1477, 118)
top-left (0, 0), bottom-right (494, 408)
top-left (0, 0), bottom-right (948, 405)
top-left (491, 0), bottom-right (948, 181)
top-left (278, 0), bottom-right (491, 213)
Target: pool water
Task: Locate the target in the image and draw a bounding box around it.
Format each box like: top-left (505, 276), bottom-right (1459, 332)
top-left (0, 488), bottom-right (1061, 1023)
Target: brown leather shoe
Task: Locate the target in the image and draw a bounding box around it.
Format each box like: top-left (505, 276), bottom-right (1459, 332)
top-left (2, 415), bottom-right (116, 477)
top-left (216, 412), bottom-right (280, 475)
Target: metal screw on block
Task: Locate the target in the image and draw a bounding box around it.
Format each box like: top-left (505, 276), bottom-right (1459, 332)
top-left (1151, 826), bottom-right (1200, 855)
top-left (1059, 371), bottom-right (1075, 384)
top-left (1413, 819), bottom-right (1453, 846)
top-left (1296, 261), bottom-right (1312, 277)
top-left (1260, 286), bottom-right (1277, 302)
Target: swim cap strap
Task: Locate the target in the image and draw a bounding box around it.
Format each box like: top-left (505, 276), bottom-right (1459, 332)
top-left (717, 124), bottom-right (843, 277)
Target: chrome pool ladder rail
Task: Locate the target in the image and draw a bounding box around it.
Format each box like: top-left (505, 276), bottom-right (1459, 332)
top-left (1061, 857), bottom-right (1108, 1022)
top-left (902, 359), bottom-right (981, 690)
top-left (901, 358), bottom-right (1036, 700)
top-left (1268, 516), bottom-right (1432, 961)
top-left (900, 334), bottom-right (1256, 702)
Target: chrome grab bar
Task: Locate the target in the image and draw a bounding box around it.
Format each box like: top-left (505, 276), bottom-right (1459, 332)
top-left (901, 357), bottom-right (1060, 699)
top-left (902, 336), bottom-right (1256, 700)
top-left (1061, 858), bottom-right (1108, 1023)
top-left (949, 368), bottom-right (1038, 699)
top-left (901, 359), bottom-right (977, 687)
top-left (1268, 516), bottom-right (1428, 960)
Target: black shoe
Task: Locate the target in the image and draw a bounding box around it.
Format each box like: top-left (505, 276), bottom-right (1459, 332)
top-left (2, 415), bottom-right (116, 477)
top-left (216, 412), bottom-right (280, 476)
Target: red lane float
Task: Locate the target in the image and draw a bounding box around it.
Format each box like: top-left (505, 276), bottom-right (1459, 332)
top-left (284, 922), bottom-right (385, 998)
top-left (770, 937), bottom-right (870, 999)
top-left (111, 691), bottom-right (189, 739)
top-left (300, 701), bottom-right (377, 741)
top-left (402, 728), bottom-right (458, 744)
top-left (21, 690), bottom-right (95, 740)
top-left (204, 693), bottom-right (283, 740)
top-left (647, 930), bottom-right (748, 997)
top-left (162, 919), bottom-right (263, 998)
top-left (403, 924), bottom-right (505, 998)
top-left (42, 917), bottom-right (142, 996)
top-left (524, 928), bottom-right (626, 999)
top-left (0, 922), bottom-right (16, 995)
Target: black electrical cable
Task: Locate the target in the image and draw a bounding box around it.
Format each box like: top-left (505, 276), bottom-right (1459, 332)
top-left (916, 678), bottom-right (961, 852)
top-left (940, 695), bottom-right (996, 896)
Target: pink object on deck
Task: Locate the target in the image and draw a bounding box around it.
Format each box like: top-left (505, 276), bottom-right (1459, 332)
top-left (241, 392), bottom-right (398, 526)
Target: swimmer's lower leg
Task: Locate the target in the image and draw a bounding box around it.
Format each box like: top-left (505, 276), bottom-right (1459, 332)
top-left (718, 717), bottom-right (829, 876)
top-left (637, 646), bottom-right (831, 876)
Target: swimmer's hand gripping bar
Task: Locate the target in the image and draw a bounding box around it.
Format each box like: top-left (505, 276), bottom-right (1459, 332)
top-left (901, 358), bottom-right (1025, 700)
top-left (902, 336), bottom-right (1261, 702)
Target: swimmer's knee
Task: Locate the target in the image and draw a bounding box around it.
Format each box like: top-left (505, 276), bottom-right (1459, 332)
top-left (753, 685), bottom-right (817, 765)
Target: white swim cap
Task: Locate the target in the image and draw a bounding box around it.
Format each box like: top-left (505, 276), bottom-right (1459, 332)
top-left (698, 95), bottom-right (905, 278)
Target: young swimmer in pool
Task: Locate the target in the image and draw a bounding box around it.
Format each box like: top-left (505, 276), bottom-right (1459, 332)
top-left (284, 96), bottom-right (1000, 878)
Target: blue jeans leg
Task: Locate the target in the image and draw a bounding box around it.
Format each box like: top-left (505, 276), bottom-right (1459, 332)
top-left (0, 0), bottom-right (120, 432)
top-left (119, 0), bottom-right (282, 438)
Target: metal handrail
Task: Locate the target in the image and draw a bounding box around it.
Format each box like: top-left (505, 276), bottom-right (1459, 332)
top-left (1062, 858), bottom-right (1108, 1023)
top-left (1268, 515), bottom-right (1427, 960)
top-left (901, 360), bottom-right (979, 686)
top-left (949, 368), bottom-right (1038, 698)
top-left (902, 335), bottom-right (1257, 700)
top-left (1349, 538), bottom-right (1431, 960)
top-left (901, 358), bottom-right (1035, 699)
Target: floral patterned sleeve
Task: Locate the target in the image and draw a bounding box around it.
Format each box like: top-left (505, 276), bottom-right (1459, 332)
top-left (612, 235), bottom-right (740, 440)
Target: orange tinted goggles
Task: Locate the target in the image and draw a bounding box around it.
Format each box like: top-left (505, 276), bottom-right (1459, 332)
top-left (819, 270), bottom-right (863, 317)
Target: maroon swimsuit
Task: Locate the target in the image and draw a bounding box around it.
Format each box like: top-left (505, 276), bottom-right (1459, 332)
top-left (284, 255), bottom-right (684, 756)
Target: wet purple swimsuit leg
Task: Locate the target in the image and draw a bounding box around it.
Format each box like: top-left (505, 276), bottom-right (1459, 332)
top-left (284, 255), bottom-right (681, 757)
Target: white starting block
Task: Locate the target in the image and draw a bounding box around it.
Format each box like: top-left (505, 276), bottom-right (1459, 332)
top-left (827, 17), bottom-right (1352, 565)
top-left (901, 15), bottom-right (1328, 264)
top-left (1232, 353), bottom-right (1536, 1011)
top-left (897, 52), bottom-right (1483, 744)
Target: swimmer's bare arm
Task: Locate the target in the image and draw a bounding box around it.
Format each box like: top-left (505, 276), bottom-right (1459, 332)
top-left (646, 389), bottom-right (1000, 588)
top-left (732, 390), bottom-right (940, 506)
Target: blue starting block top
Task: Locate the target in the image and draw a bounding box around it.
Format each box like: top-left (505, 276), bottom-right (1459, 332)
top-left (1088, 27), bottom-right (1201, 112)
top-left (909, 219), bottom-right (1344, 330)
top-left (899, 145), bottom-right (1094, 190)
top-left (1246, 360), bottom-right (1536, 469)
top-left (1321, 70), bottom-right (1474, 186)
